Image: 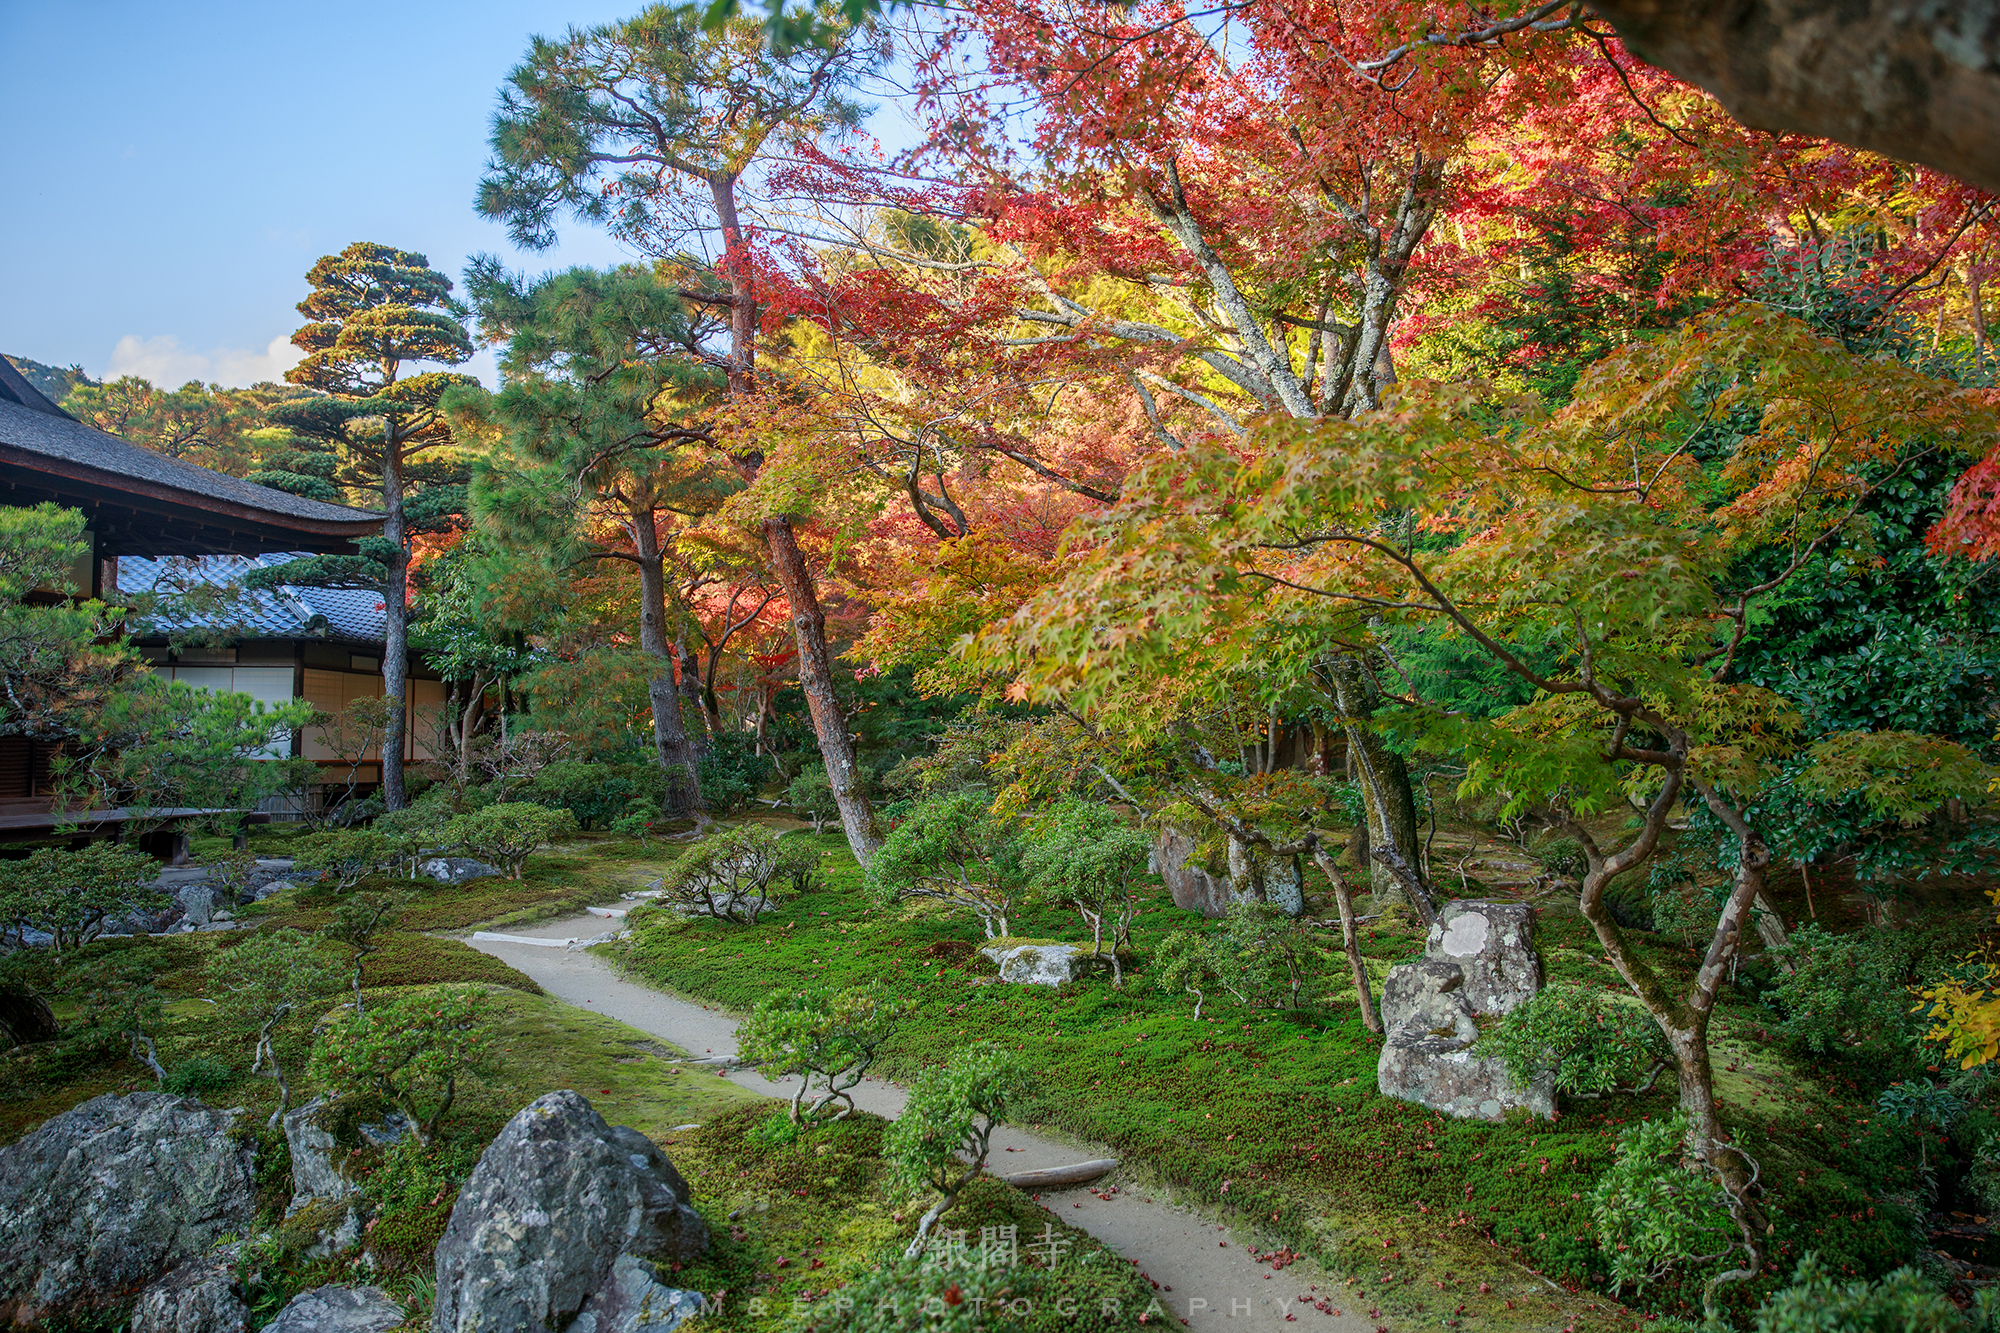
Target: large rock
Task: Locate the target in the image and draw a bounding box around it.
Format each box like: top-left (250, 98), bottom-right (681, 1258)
top-left (130, 1248), bottom-right (247, 1333)
top-left (433, 1091), bottom-right (709, 1333)
top-left (423, 856), bottom-right (502, 885)
top-left (0, 1092), bottom-right (256, 1323)
top-left (264, 1284), bottom-right (405, 1333)
top-left (283, 1098), bottom-right (360, 1211)
top-left (980, 942), bottom-right (1081, 986)
top-left (1375, 901), bottom-right (1554, 1122)
top-left (1152, 828), bottom-right (1304, 918)
top-left (567, 1254), bottom-right (707, 1333)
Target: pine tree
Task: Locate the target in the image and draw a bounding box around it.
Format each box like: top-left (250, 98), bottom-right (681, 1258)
top-left (261, 243), bottom-right (476, 810)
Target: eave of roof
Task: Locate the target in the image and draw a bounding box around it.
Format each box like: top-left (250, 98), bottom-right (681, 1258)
top-left (0, 363), bottom-right (385, 556)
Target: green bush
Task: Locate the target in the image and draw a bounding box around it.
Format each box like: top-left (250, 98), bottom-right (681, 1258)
top-left (1209, 902), bottom-right (1332, 1010)
top-left (1018, 799), bottom-right (1149, 986)
top-left (1588, 1113), bottom-right (1738, 1298)
top-left (1765, 924), bottom-right (1917, 1056)
top-left (865, 791), bottom-right (1021, 939)
top-left (654, 825), bottom-right (792, 924)
top-left (787, 762), bottom-right (840, 835)
top-left (1746, 1252), bottom-right (2000, 1331)
top-left (1152, 929), bottom-right (1225, 1020)
top-left (441, 802), bottom-right (579, 879)
top-left (164, 1054), bottom-right (236, 1098)
top-left (308, 985), bottom-right (493, 1146)
top-left (885, 1042), bottom-right (1035, 1256)
top-left (698, 731), bottom-right (773, 815)
top-left (519, 759), bottom-right (660, 830)
top-left (208, 928), bottom-right (346, 1125)
top-left (291, 828), bottom-right (400, 891)
top-left (1537, 834), bottom-right (1587, 881)
top-left (790, 1236), bottom-right (1165, 1333)
top-left (0, 843), bottom-right (163, 954)
top-left (1483, 982), bottom-right (1671, 1098)
top-left (739, 983), bottom-right (908, 1125)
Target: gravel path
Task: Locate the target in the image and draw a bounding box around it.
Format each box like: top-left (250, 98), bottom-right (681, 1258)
top-left (467, 910), bottom-right (1385, 1331)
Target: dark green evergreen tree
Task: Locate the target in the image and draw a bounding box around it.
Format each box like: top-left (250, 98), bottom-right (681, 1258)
top-left (258, 243), bottom-right (476, 810)
top-left (457, 260), bottom-right (732, 818)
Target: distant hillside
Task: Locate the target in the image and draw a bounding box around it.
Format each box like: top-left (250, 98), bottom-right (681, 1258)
top-left (2, 354), bottom-right (97, 405)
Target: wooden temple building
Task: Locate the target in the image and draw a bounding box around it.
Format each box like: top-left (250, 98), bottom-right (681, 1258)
top-left (0, 356), bottom-right (386, 853)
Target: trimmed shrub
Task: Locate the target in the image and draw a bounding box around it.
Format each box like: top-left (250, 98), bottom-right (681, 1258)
top-left (865, 792), bottom-right (1020, 939)
top-left (1747, 1252), bottom-right (1999, 1331)
top-left (1765, 924), bottom-right (1916, 1056)
top-left (655, 825), bottom-right (792, 924)
top-left (1588, 1114), bottom-right (1737, 1298)
top-left (308, 985), bottom-right (493, 1146)
top-left (441, 802), bottom-right (579, 879)
top-left (1483, 982), bottom-right (1671, 1098)
top-left (885, 1042), bottom-right (1035, 1256)
top-left (739, 983), bottom-right (908, 1125)
top-left (1018, 799), bottom-right (1148, 986)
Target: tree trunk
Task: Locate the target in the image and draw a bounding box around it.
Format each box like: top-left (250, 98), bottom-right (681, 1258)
top-left (676, 637), bottom-right (710, 753)
top-left (1329, 656), bottom-right (1422, 905)
top-left (380, 441), bottom-right (409, 812)
top-left (631, 521), bottom-right (705, 819)
top-left (1312, 845), bottom-right (1381, 1034)
top-left (1572, 786), bottom-right (1768, 1307)
top-left (762, 516), bottom-right (881, 865)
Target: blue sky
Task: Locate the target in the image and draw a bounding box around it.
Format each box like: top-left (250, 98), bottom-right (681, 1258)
top-left (0, 0), bottom-right (660, 388)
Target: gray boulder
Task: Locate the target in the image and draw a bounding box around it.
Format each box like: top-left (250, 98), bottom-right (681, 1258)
top-left (567, 1254), bottom-right (707, 1333)
top-left (0, 1092), bottom-right (256, 1324)
top-left (130, 1248), bottom-right (247, 1333)
top-left (981, 942), bottom-right (1080, 986)
top-left (1375, 901), bottom-right (1554, 1122)
top-left (284, 1098), bottom-right (360, 1210)
top-left (264, 1284), bottom-right (405, 1333)
top-left (1152, 828), bottom-right (1304, 918)
top-left (423, 856), bottom-right (502, 885)
top-left (176, 880), bottom-right (220, 927)
top-left (433, 1091), bottom-right (709, 1333)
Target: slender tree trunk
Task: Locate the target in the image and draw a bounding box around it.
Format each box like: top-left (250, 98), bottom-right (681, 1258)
top-left (676, 637), bottom-right (709, 753)
top-left (1328, 656), bottom-right (1422, 905)
top-left (632, 521), bottom-right (705, 820)
top-left (1571, 782), bottom-right (1768, 1310)
top-left (763, 516), bottom-right (881, 865)
top-left (380, 440), bottom-right (409, 811)
top-left (1312, 845), bottom-right (1381, 1034)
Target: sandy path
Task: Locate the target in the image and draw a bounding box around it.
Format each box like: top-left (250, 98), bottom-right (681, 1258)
top-left (468, 911), bottom-right (1385, 1331)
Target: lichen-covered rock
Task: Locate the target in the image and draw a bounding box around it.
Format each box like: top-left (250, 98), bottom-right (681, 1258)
top-left (1375, 901), bottom-right (1554, 1122)
top-left (0, 1092), bottom-right (256, 1323)
top-left (130, 1248), bottom-right (247, 1333)
top-left (433, 1091), bottom-right (708, 1333)
top-left (284, 1098), bottom-right (359, 1211)
top-left (263, 1284), bottom-right (405, 1333)
top-left (1151, 828), bottom-right (1304, 918)
top-left (422, 856), bottom-right (502, 884)
top-left (981, 942), bottom-right (1080, 986)
top-left (566, 1254), bottom-right (707, 1333)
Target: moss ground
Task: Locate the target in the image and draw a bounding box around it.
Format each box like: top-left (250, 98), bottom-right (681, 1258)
top-left (2, 825), bottom-right (1946, 1332)
top-left (615, 831), bottom-right (1932, 1331)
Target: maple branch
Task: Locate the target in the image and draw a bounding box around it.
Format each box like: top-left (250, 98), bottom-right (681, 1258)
top-left (1136, 158), bottom-right (1317, 419)
top-left (1124, 370), bottom-right (1191, 453)
top-left (1351, 2), bottom-right (1581, 74)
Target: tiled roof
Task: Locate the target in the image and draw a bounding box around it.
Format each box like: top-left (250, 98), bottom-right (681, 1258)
top-left (0, 398), bottom-right (382, 527)
top-left (119, 555), bottom-right (387, 646)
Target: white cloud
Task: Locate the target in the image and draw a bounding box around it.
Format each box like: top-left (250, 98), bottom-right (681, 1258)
top-left (105, 333), bottom-right (302, 388)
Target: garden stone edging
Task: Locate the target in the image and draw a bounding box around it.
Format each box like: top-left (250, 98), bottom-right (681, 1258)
top-left (1375, 900), bottom-right (1555, 1122)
